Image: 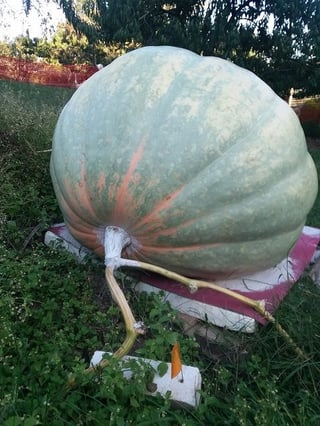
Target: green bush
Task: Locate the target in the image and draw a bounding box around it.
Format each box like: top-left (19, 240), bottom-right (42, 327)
top-left (302, 121), bottom-right (320, 139)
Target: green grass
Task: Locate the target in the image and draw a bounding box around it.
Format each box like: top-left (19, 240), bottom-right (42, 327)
top-left (1, 79), bottom-right (320, 425)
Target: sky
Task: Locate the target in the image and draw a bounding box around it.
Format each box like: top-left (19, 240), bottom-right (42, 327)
top-left (0, 0), bottom-right (65, 41)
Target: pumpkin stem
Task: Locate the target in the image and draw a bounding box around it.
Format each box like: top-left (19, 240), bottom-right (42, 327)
top-left (67, 227), bottom-right (142, 387)
top-left (102, 227), bottom-right (145, 360)
top-left (104, 226), bottom-right (131, 268)
top-left (117, 258), bottom-right (306, 359)
top-left (105, 266), bottom-right (145, 355)
top-left (83, 267), bottom-right (145, 376)
top-left (66, 265), bottom-right (145, 388)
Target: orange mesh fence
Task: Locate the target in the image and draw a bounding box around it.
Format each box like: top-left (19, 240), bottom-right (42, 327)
top-left (0, 56), bottom-right (99, 88)
top-left (299, 99), bottom-right (320, 125)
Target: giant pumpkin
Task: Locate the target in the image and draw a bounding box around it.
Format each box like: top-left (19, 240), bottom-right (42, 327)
top-left (50, 46), bottom-right (318, 280)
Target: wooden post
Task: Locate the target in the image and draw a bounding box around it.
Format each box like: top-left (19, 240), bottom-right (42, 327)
top-left (288, 87), bottom-right (294, 106)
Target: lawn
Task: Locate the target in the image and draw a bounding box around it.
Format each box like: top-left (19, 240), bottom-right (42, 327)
top-left (1, 79), bottom-right (320, 425)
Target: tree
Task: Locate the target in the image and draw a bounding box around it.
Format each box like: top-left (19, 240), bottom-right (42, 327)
top-left (43, 22), bottom-right (93, 64)
top-left (20, 0), bottom-right (320, 96)
top-left (51, 1), bottom-right (212, 49)
top-left (37, 22), bottom-right (138, 65)
top-left (0, 40), bottom-right (12, 57)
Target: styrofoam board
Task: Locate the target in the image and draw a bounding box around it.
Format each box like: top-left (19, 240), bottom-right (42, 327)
top-left (133, 281), bottom-right (256, 333)
top-left (90, 351), bottom-right (202, 409)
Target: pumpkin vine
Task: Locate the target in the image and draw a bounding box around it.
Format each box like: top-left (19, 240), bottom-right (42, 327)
top-left (66, 226), bottom-right (306, 388)
top-left (86, 227), bottom-right (305, 374)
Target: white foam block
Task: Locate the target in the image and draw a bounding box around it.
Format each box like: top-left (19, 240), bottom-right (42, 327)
top-left (44, 229), bottom-right (93, 262)
top-left (133, 281), bottom-right (256, 333)
top-left (90, 351), bottom-right (202, 408)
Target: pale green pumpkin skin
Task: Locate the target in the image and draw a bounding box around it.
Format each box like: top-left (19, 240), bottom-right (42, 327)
top-left (50, 46), bottom-right (318, 279)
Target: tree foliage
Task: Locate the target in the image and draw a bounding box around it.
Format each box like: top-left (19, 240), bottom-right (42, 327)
top-left (1, 22), bottom-right (137, 66)
top-left (19, 0), bottom-right (320, 96)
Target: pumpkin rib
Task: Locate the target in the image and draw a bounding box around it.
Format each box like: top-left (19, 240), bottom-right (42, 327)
top-left (137, 224), bottom-right (304, 254)
top-left (111, 139), bottom-right (147, 225)
top-left (52, 170), bottom-right (104, 229)
top-left (134, 238), bottom-right (300, 280)
top-left (130, 155), bottom-right (315, 248)
top-left (53, 100), bottom-right (114, 225)
top-left (52, 120), bottom-right (110, 226)
top-left (51, 172), bottom-right (95, 228)
top-left (50, 161), bottom-right (82, 224)
top-left (67, 223), bottom-right (102, 251)
top-left (51, 162), bottom-right (103, 234)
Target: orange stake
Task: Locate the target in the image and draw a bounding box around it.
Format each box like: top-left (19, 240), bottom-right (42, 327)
top-left (171, 342), bottom-right (183, 380)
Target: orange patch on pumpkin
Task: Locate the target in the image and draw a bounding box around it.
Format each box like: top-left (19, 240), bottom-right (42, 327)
top-left (97, 172), bottom-right (106, 194)
top-left (76, 159), bottom-right (100, 221)
top-left (57, 181), bottom-right (93, 231)
top-left (112, 140), bottom-right (146, 224)
top-left (132, 186), bottom-right (185, 235)
top-left (58, 178), bottom-right (84, 224)
top-left (139, 241), bottom-right (221, 254)
top-left (66, 221), bottom-right (102, 253)
top-left (136, 217), bottom-right (196, 245)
